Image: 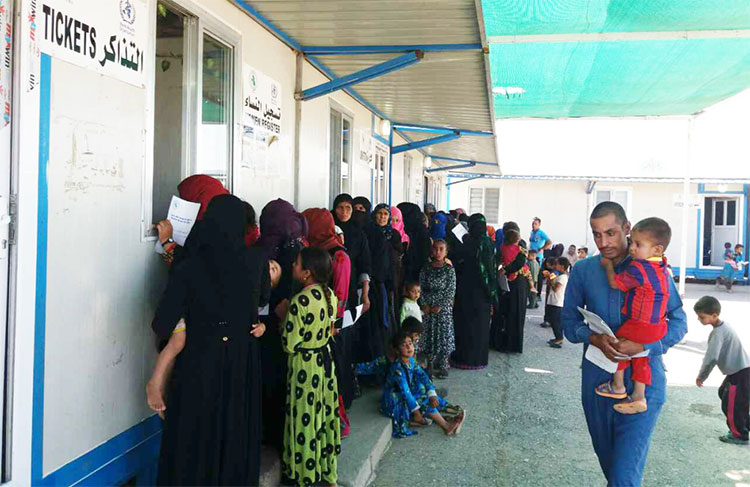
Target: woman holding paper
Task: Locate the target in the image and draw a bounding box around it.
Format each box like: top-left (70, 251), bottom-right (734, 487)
top-left (152, 194), bottom-right (269, 486)
top-left (452, 214), bottom-right (499, 369)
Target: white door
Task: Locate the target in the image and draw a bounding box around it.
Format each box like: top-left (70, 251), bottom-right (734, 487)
top-left (711, 198), bottom-right (740, 266)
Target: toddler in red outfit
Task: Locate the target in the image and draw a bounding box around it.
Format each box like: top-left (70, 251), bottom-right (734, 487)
top-left (596, 217), bottom-right (672, 414)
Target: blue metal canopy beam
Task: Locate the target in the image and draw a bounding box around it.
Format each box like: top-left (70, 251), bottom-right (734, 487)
top-left (391, 132), bottom-right (460, 155)
top-left (302, 44), bottom-right (483, 55)
top-left (446, 175), bottom-right (484, 186)
top-left (297, 51), bottom-right (424, 101)
top-left (431, 156), bottom-right (496, 166)
top-left (393, 122), bottom-right (494, 137)
top-left (426, 162), bottom-right (476, 173)
top-left (231, 0), bottom-right (302, 51)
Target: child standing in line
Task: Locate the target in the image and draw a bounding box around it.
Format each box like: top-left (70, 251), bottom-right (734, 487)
top-left (694, 296), bottom-right (750, 445)
top-left (400, 281), bottom-right (423, 324)
top-left (546, 257), bottom-right (570, 349)
top-left (596, 217), bottom-right (672, 415)
top-left (381, 331), bottom-right (465, 438)
top-left (576, 246), bottom-right (589, 262)
top-left (419, 239), bottom-right (457, 379)
top-left (539, 257), bottom-right (559, 329)
top-left (281, 248), bottom-right (341, 486)
top-left (526, 249), bottom-right (541, 309)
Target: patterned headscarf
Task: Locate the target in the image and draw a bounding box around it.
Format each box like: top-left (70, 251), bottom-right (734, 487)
top-left (371, 203), bottom-right (394, 239)
top-left (431, 212), bottom-right (449, 239)
top-left (390, 206), bottom-right (409, 245)
top-left (469, 213), bottom-right (498, 301)
top-left (303, 208), bottom-right (344, 251)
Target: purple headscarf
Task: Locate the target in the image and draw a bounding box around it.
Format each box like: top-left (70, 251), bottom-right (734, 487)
top-left (256, 198), bottom-right (308, 260)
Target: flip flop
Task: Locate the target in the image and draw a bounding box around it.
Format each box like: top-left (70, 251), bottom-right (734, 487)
top-left (444, 405), bottom-right (462, 415)
top-left (613, 396), bottom-right (647, 414)
top-left (450, 410), bottom-right (467, 436)
top-left (594, 381), bottom-right (628, 399)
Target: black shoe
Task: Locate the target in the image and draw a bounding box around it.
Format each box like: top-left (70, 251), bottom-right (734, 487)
top-left (549, 342), bottom-right (562, 349)
top-left (719, 432), bottom-right (749, 445)
top-left (435, 369), bottom-right (449, 380)
top-left (539, 322), bottom-right (551, 328)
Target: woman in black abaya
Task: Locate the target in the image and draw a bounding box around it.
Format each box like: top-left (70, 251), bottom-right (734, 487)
top-left (153, 194), bottom-right (270, 486)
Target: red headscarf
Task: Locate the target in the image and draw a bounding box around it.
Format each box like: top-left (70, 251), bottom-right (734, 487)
top-left (177, 175), bottom-right (229, 220)
top-left (303, 208), bottom-right (344, 251)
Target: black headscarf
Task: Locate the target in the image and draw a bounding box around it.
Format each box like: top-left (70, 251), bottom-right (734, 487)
top-left (352, 196), bottom-right (372, 229)
top-left (332, 193), bottom-right (371, 305)
top-left (397, 202), bottom-right (431, 282)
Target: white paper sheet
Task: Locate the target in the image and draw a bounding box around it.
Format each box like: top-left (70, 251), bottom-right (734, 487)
top-left (258, 304), bottom-right (270, 316)
top-left (167, 196), bottom-right (201, 246)
top-left (342, 304), bottom-right (365, 329)
top-left (452, 223), bottom-right (468, 241)
top-left (577, 307), bottom-right (649, 373)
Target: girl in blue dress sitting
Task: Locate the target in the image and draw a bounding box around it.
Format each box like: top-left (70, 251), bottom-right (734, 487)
top-left (381, 331), bottom-right (465, 438)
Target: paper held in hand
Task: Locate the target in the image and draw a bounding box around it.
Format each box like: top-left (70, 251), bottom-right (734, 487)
top-left (452, 223), bottom-right (468, 241)
top-left (577, 307), bottom-right (649, 373)
top-left (167, 196), bottom-right (201, 246)
top-left (343, 304), bottom-right (365, 329)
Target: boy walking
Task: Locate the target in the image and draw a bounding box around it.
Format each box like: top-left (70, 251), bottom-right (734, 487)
top-left (526, 249), bottom-right (540, 309)
top-left (694, 295), bottom-right (750, 445)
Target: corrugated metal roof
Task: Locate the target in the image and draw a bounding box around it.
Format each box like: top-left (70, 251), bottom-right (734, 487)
top-left (234, 0), bottom-right (499, 172)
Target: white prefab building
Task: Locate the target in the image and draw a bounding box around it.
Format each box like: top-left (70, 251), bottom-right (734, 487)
top-left (0, 0), bottom-right (498, 485)
top-left (446, 91), bottom-right (750, 283)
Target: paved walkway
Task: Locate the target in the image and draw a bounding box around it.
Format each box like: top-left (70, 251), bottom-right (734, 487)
top-left (371, 284), bottom-right (750, 486)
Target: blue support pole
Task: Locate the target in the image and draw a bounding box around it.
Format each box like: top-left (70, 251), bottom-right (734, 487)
top-left (302, 44), bottom-right (482, 55)
top-left (426, 162), bottom-right (476, 173)
top-left (391, 132), bottom-right (460, 155)
top-left (388, 128), bottom-right (394, 207)
top-left (393, 123), bottom-right (494, 137)
top-left (298, 51), bottom-right (423, 101)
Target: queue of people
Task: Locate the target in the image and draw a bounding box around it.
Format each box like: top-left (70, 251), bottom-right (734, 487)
top-left (146, 174), bottom-right (559, 486)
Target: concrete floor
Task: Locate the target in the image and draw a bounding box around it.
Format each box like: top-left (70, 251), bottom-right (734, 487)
top-left (371, 284), bottom-right (750, 486)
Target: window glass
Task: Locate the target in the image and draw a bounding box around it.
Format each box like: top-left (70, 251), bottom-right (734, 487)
top-left (469, 188), bottom-right (483, 215)
top-left (727, 200), bottom-right (737, 226)
top-left (484, 188), bottom-right (500, 223)
top-left (715, 200), bottom-right (725, 226)
top-left (152, 4), bottom-right (186, 224)
top-left (595, 190), bottom-right (611, 204)
top-left (197, 34), bottom-right (231, 187)
top-left (342, 117), bottom-right (351, 193)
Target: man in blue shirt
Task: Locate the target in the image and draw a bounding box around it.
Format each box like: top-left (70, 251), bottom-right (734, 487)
top-left (528, 217), bottom-right (551, 254)
top-left (562, 202), bottom-right (687, 486)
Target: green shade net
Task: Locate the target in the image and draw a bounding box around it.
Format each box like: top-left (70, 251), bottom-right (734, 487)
top-left (482, 0), bottom-right (750, 118)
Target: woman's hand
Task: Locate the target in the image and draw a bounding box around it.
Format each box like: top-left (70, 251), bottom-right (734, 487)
top-left (431, 306), bottom-right (441, 314)
top-left (421, 305), bottom-right (431, 316)
top-left (250, 323), bottom-right (266, 337)
top-left (157, 220), bottom-right (173, 244)
top-left (362, 294), bottom-right (371, 313)
top-left (429, 396), bottom-right (439, 409)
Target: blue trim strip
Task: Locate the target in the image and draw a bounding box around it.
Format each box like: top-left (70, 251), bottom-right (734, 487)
top-left (370, 114), bottom-right (389, 145)
top-left (393, 123), bottom-right (493, 137)
top-left (230, 0), bottom-right (302, 51)
top-left (302, 44), bottom-right (482, 55)
top-left (38, 416), bottom-right (162, 487)
top-left (426, 162), bottom-right (476, 173)
top-left (697, 182), bottom-right (744, 194)
top-left (391, 133), bottom-right (459, 155)
top-left (32, 53), bottom-right (52, 485)
top-left (696, 207), bottom-right (702, 268)
top-left (431, 156), bottom-right (496, 166)
top-left (306, 56), bottom-right (390, 120)
top-left (299, 51), bottom-right (422, 101)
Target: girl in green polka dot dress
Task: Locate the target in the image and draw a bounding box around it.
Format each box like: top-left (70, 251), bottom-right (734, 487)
top-left (282, 247), bottom-right (341, 486)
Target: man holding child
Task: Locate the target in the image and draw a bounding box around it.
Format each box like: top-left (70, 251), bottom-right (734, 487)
top-left (562, 202), bottom-right (687, 486)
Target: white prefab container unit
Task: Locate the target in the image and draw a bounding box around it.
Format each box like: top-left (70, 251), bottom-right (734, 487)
top-left (0, 0), bottom-right (498, 485)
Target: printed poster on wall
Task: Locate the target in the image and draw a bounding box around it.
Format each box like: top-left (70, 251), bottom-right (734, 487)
top-left (37, 0), bottom-right (148, 87)
top-left (357, 130), bottom-right (374, 168)
top-left (242, 64), bottom-right (282, 175)
top-left (0, 0), bottom-right (12, 126)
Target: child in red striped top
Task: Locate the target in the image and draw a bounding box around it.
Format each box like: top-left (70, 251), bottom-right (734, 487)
top-left (595, 217), bottom-right (672, 415)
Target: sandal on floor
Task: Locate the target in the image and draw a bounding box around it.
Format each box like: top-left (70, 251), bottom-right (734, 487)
top-left (613, 396), bottom-right (647, 414)
top-left (444, 405), bottom-right (462, 415)
top-left (448, 410), bottom-right (466, 436)
top-left (594, 381), bottom-right (628, 399)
